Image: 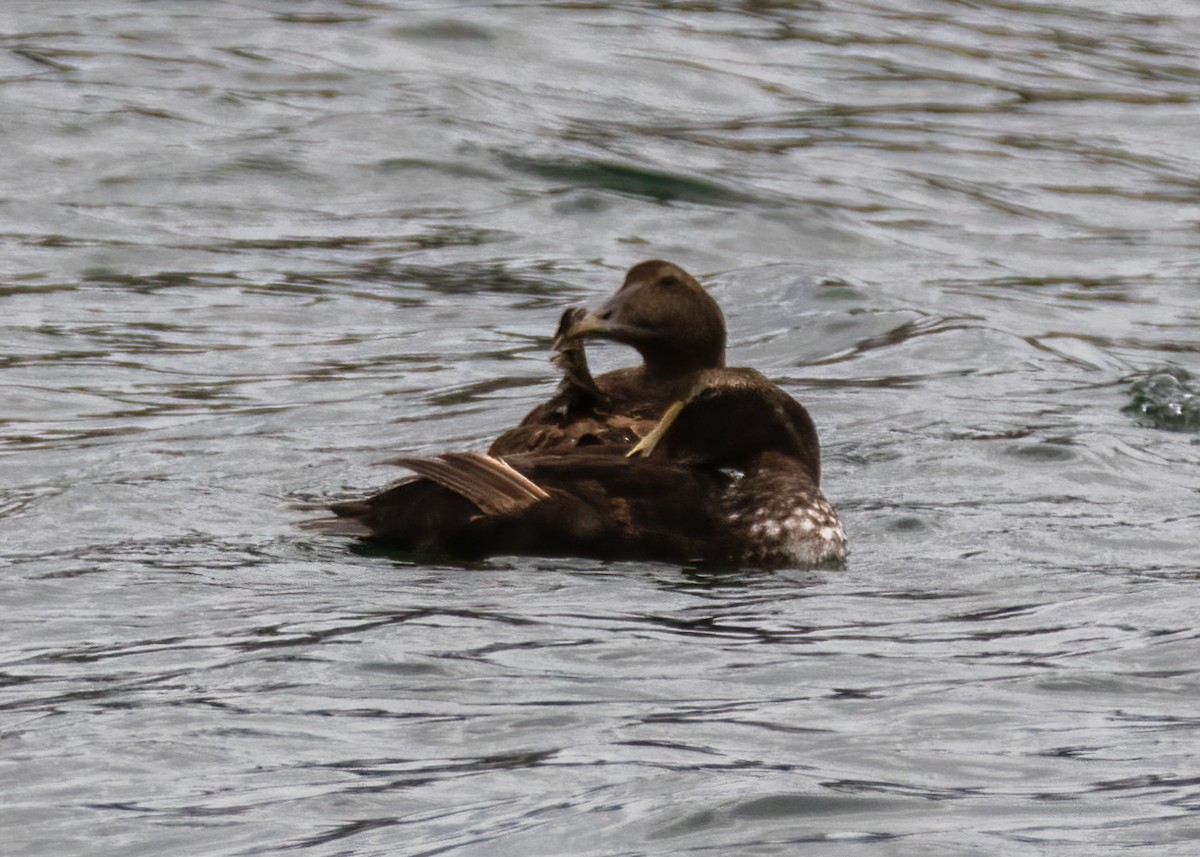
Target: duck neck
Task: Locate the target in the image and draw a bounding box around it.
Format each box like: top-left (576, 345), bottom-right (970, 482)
top-left (639, 345), bottom-right (725, 382)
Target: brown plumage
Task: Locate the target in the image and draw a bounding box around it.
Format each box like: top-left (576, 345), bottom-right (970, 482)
top-left (306, 369), bottom-right (846, 567)
top-left (488, 260), bottom-right (726, 455)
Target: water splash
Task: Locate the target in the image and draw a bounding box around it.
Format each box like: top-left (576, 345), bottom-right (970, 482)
top-left (1124, 367), bottom-right (1200, 432)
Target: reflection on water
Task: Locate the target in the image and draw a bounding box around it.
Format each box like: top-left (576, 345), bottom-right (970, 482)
top-left (3, 2), bottom-right (1200, 856)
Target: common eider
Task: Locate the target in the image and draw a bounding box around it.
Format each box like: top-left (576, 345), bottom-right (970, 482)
top-left (310, 368), bottom-right (846, 568)
top-left (488, 260), bottom-right (726, 455)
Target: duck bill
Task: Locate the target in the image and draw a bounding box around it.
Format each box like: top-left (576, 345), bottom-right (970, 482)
top-left (553, 293), bottom-right (635, 350)
top-left (553, 311), bottom-right (616, 352)
top-left (555, 310), bottom-right (609, 345)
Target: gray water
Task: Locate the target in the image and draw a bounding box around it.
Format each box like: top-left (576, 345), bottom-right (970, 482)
top-left (4, 2), bottom-right (1200, 855)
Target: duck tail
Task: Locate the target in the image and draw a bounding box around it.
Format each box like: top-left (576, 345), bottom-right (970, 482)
top-left (298, 515), bottom-right (374, 537)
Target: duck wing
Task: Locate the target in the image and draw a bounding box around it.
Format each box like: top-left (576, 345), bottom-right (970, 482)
top-left (383, 452), bottom-right (549, 517)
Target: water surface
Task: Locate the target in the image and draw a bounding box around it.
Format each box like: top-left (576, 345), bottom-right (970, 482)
top-left (3, 2), bottom-right (1200, 855)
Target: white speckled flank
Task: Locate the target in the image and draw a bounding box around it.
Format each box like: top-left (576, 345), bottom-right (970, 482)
top-left (726, 481), bottom-right (847, 567)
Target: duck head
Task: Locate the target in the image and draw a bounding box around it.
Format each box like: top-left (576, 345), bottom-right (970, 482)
top-left (629, 368), bottom-right (823, 485)
top-left (556, 260), bottom-right (726, 378)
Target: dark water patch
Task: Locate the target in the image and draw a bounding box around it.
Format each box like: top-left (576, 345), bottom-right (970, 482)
top-left (209, 226), bottom-right (515, 258)
top-left (78, 270), bottom-right (242, 292)
top-left (264, 275), bottom-right (428, 305)
top-left (216, 153), bottom-right (310, 178)
top-left (656, 790), bottom-right (911, 837)
top-left (1, 424), bottom-right (151, 450)
top-left (274, 12), bottom-right (371, 26)
top-left (224, 236), bottom-right (377, 251)
top-left (11, 46), bottom-right (79, 73)
top-left (949, 275), bottom-right (1151, 301)
top-left (426, 375), bottom-right (552, 408)
top-left (307, 749), bottom-right (560, 785)
top-left (342, 260), bottom-right (585, 299)
top-left (391, 20), bottom-right (497, 42)
top-left (1005, 440), bottom-right (1078, 463)
top-left (501, 153), bottom-right (755, 206)
top-left (0, 486), bottom-right (65, 520)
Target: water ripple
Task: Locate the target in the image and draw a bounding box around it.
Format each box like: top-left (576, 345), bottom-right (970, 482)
top-left (5, 2), bottom-right (1200, 856)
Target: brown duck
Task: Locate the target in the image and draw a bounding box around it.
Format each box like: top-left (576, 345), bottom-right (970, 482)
top-left (309, 368), bottom-right (847, 568)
